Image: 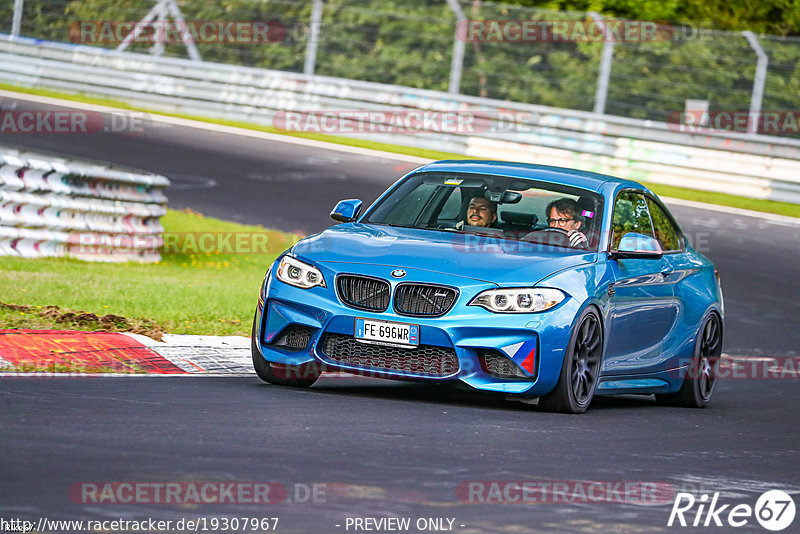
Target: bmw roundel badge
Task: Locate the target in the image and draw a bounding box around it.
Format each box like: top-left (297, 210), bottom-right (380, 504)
top-left (391, 269), bottom-right (406, 278)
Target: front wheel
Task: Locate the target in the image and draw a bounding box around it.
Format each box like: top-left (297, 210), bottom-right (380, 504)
top-left (251, 310), bottom-right (321, 387)
top-left (656, 313), bottom-right (722, 408)
top-left (539, 307), bottom-right (603, 414)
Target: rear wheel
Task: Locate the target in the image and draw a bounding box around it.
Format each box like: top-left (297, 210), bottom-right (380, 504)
top-left (251, 309), bottom-right (320, 387)
top-left (656, 313), bottom-right (722, 408)
top-left (539, 307), bottom-right (603, 414)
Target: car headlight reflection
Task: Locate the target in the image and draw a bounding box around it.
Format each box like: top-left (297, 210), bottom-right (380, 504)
top-left (469, 288), bottom-right (565, 313)
top-left (276, 256), bottom-right (326, 289)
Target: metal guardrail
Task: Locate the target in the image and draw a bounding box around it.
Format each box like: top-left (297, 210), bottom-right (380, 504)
top-left (0, 143), bottom-right (169, 262)
top-left (6, 0), bottom-right (800, 125)
top-left (1, 36), bottom-right (800, 204)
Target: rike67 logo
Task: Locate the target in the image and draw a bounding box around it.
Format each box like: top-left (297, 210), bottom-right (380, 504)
top-left (668, 490), bottom-right (796, 531)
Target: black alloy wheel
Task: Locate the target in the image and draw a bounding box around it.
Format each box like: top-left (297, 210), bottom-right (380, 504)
top-left (540, 308), bottom-right (603, 414)
top-left (656, 313), bottom-right (722, 408)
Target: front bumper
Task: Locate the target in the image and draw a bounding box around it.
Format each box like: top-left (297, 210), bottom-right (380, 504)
top-left (253, 267), bottom-right (581, 397)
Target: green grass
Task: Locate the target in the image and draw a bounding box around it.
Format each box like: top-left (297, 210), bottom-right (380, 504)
top-left (0, 301), bottom-right (166, 339)
top-left (0, 209), bottom-right (300, 337)
top-left (3, 82), bottom-right (798, 219)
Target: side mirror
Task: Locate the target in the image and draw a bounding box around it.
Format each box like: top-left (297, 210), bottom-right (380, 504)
top-left (609, 232), bottom-right (663, 260)
top-left (330, 199), bottom-right (363, 223)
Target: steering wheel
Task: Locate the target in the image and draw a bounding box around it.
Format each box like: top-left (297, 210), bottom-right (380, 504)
top-left (527, 227), bottom-right (589, 250)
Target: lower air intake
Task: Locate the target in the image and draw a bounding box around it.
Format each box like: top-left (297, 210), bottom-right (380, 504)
top-left (480, 350), bottom-right (529, 379)
top-left (320, 334), bottom-right (458, 377)
top-left (271, 325), bottom-right (314, 351)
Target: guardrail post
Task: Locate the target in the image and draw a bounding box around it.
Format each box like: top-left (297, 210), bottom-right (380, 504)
top-left (164, 0), bottom-right (201, 61)
top-left (118, 0), bottom-right (163, 53)
top-left (589, 12), bottom-right (614, 115)
top-left (118, 0), bottom-right (201, 62)
top-left (151, 0), bottom-right (168, 57)
top-left (11, 0), bottom-right (24, 38)
top-left (445, 0), bottom-right (466, 94)
top-left (743, 31), bottom-right (768, 135)
top-left (304, 0), bottom-right (323, 76)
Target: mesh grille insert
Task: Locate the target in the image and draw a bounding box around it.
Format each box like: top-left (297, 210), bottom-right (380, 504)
top-left (320, 333), bottom-right (458, 377)
top-left (480, 350), bottom-right (529, 379)
top-left (394, 284), bottom-right (458, 317)
top-left (336, 275), bottom-right (390, 312)
top-left (271, 325), bottom-right (314, 351)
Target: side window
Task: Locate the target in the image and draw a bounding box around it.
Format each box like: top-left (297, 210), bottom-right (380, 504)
top-left (611, 191), bottom-right (654, 250)
top-left (437, 187), bottom-right (462, 220)
top-left (382, 183), bottom-right (438, 225)
top-left (646, 197), bottom-right (682, 252)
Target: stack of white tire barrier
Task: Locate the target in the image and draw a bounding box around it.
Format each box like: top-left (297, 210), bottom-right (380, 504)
top-left (0, 145), bottom-right (169, 262)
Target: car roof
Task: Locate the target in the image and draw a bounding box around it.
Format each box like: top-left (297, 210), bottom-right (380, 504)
top-left (416, 160), bottom-right (649, 195)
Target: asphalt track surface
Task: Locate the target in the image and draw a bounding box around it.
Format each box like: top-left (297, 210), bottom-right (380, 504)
top-left (1, 95), bottom-right (800, 533)
top-left (3, 376), bottom-right (799, 533)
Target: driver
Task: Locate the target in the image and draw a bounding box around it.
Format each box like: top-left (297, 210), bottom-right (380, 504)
top-left (457, 195), bottom-right (497, 229)
top-left (547, 198), bottom-right (588, 248)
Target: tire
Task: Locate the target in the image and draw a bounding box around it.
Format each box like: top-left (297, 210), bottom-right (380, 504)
top-left (656, 313), bottom-right (722, 408)
top-left (251, 309), bottom-right (321, 387)
top-left (539, 307), bottom-right (603, 414)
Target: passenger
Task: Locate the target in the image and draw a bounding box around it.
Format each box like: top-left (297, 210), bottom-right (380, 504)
top-left (546, 198), bottom-right (588, 248)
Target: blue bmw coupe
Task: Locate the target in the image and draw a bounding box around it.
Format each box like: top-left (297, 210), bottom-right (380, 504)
top-left (252, 160), bottom-right (723, 413)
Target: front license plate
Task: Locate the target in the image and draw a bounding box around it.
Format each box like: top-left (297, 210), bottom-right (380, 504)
top-left (355, 318), bottom-right (419, 348)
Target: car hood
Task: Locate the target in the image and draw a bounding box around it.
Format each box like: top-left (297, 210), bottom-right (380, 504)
top-left (291, 223), bottom-right (595, 286)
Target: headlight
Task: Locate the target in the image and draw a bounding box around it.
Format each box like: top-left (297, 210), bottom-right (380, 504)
top-left (469, 288), bottom-right (565, 313)
top-left (276, 256), bottom-right (326, 289)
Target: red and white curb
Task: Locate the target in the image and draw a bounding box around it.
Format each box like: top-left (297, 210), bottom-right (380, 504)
top-left (0, 329), bottom-right (253, 375)
top-left (2, 329), bottom-right (797, 378)
top-left (126, 332), bottom-right (252, 373)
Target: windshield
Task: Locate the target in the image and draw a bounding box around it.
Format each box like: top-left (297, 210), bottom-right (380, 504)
top-left (364, 172), bottom-right (604, 251)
